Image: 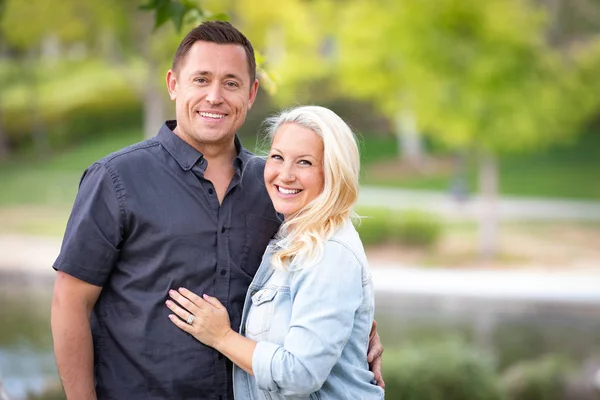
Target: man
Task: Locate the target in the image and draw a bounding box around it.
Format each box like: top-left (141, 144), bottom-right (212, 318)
top-left (51, 21), bottom-right (383, 400)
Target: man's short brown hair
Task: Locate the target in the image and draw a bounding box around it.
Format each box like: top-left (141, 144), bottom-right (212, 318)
top-left (172, 21), bottom-right (256, 82)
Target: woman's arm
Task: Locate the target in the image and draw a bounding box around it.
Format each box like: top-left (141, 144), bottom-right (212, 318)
top-left (166, 289), bottom-right (257, 375)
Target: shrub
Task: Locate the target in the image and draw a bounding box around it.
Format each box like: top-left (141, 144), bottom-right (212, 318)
top-left (501, 355), bottom-right (572, 400)
top-left (355, 208), bottom-right (443, 248)
top-left (354, 208), bottom-right (390, 246)
top-left (389, 210), bottom-right (442, 247)
top-left (384, 339), bottom-right (504, 400)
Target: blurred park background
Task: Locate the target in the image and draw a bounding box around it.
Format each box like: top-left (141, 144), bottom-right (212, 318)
top-left (1, 0), bottom-right (600, 399)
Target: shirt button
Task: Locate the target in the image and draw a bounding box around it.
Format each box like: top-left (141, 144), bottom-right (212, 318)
top-left (241, 325), bottom-right (246, 334)
top-left (208, 188), bottom-right (214, 195)
top-left (220, 269), bottom-right (226, 276)
top-left (221, 227), bottom-right (226, 233)
top-left (217, 396), bottom-right (222, 400)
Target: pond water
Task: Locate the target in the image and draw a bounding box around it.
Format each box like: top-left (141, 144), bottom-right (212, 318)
top-left (1, 276), bottom-right (600, 400)
top-left (0, 279), bottom-right (58, 400)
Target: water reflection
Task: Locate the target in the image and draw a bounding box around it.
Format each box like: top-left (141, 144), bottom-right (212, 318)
top-left (0, 279), bottom-right (58, 400)
top-left (376, 294), bottom-right (600, 367)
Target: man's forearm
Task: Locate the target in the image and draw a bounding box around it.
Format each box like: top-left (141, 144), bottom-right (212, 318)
top-left (51, 302), bottom-right (97, 399)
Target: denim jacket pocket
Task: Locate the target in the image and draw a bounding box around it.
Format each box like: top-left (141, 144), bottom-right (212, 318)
top-left (245, 288), bottom-right (277, 339)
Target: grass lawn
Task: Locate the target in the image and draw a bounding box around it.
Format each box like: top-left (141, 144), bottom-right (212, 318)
top-left (362, 130), bottom-right (600, 200)
top-left (0, 129), bottom-right (144, 207)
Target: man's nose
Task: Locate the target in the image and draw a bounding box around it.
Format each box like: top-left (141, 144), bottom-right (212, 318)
top-left (206, 83), bottom-right (223, 105)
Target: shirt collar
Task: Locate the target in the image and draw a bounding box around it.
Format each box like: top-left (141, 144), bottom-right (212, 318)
top-left (157, 120), bottom-right (249, 172)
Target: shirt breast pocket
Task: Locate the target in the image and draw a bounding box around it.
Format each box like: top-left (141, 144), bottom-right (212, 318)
top-left (245, 288), bottom-right (277, 340)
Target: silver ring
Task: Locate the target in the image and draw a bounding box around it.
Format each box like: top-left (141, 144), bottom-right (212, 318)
top-left (186, 314), bottom-right (195, 325)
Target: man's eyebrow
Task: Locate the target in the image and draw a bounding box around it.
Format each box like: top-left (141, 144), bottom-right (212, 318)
top-left (190, 70), bottom-right (211, 76)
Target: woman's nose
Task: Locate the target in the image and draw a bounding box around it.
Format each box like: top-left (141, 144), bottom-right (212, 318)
top-left (280, 165), bottom-right (295, 182)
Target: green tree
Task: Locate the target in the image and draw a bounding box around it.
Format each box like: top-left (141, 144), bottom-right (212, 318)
top-left (335, 0), bottom-right (600, 258)
top-left (0, 0), bottom-right (138, 151)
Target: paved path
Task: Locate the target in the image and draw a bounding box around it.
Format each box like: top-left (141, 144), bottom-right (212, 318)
top-left (0, 234), bottom-right (59, 278)
top-left (372, 264), bottom-right (600, 306)
top-left (2, 233), bottom-right (598, 305)
top-left (358, 186), bottom-right (600, 221)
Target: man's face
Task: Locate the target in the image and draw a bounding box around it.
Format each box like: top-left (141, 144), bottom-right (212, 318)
top-left (166, 41), bottom-right (259, 151)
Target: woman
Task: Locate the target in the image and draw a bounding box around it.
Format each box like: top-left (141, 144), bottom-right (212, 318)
top-left (166, 106), bottom-right (385, 399)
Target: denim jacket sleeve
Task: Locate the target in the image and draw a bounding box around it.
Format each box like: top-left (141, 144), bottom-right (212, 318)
top-left (252, 240), bottom-right (364, 396)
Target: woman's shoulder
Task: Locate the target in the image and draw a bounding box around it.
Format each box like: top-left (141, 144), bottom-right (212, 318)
top-left (328, 220), bottom-right (364, 250)
top-left (324, 221), bottom-right (369, 272)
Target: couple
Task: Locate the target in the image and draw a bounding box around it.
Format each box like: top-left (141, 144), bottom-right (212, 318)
top-left (51, 21), bottom-right (385, 400)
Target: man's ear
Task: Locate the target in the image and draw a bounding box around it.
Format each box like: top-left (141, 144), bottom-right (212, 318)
top-left (247, 78), bottom-right (260, 110)
top-left (166, 69), bottom-right (177, 100)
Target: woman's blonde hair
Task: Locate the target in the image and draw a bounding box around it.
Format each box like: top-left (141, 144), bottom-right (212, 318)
top-left (264, 105), bottom-right (360, 269)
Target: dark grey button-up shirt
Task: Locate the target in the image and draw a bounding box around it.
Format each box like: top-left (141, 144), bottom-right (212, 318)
top-left (53, 121), bottom-right (281, 400)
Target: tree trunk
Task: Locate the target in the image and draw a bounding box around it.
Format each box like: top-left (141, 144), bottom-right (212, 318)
top-left (394, 109), bottom-right (425, 168)
top-left (27, 62), bottom-right (50, 157)
top-left (477, 150), bottom-right (499, 260)
top-left (143, 60), bottom-right (165, 139)
top-left (0, 105), bottom-right (9, 161)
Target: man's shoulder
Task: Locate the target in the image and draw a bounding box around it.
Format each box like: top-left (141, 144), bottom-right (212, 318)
top-left (95, 137), bottom-right (160, 169)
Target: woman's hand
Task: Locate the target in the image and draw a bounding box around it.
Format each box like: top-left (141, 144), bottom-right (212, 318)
top-left (166, 288), bottom-right (233, 349)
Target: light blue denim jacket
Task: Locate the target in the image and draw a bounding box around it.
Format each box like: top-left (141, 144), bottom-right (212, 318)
top-left (233, 221), bottom-right (385, 399)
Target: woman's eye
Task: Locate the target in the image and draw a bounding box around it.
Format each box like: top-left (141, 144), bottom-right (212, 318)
top-left (270, 154), bottom-right (282, 160)
top-left (299, 160), bottom-right (312, 166)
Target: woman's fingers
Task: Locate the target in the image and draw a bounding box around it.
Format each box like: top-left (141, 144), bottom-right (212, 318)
top-left (202, 293), bottom-right (225, 309)
top-left (165, 298), bottom-right (194, 324)
top-left (168, 313), bottom-right (193, 334)
top-left (169, 289), bottom-right (200, 313)
top-left (178, 287), bottom-right (204, 305)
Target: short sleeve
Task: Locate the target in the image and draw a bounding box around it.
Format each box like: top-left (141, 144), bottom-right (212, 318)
top-left (52, 163), bottom-right (124, 286)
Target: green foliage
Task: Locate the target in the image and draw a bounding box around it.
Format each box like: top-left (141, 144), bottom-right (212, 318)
top-left (335, 0), bottom-right (600, 154)
top-left (139, 0), bottom-right (227, 33)
top-left (354, 208), bottom-right (390, 245)
top-left (389, 210), bottom-right (443, 246)
top-left (355, 208), bottom-right (443, 247)
top-left (1, 60), bottom-right (143, 152)
top-left (501, 355), bottom-right (572, 400)
top-left (384, 339), bottom-right (504, 400)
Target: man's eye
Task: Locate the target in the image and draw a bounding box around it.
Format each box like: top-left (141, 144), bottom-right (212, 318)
top-left (194, 78), bottom-right (207, 84)
top-left (226, 81), bottom-right (239, 88)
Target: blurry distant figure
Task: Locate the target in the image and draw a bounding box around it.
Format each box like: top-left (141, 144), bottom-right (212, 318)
top-left (449, 151), bottom-right (469, 203)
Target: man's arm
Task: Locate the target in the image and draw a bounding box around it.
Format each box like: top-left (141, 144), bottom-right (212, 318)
top-left (368, 320), bottom-right (385, 388)
top-left (51, 271), bottom-right (102, 400)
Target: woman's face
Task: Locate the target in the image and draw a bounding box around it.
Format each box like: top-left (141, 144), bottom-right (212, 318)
top-left (264, 123), bottom-right (325, 220)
